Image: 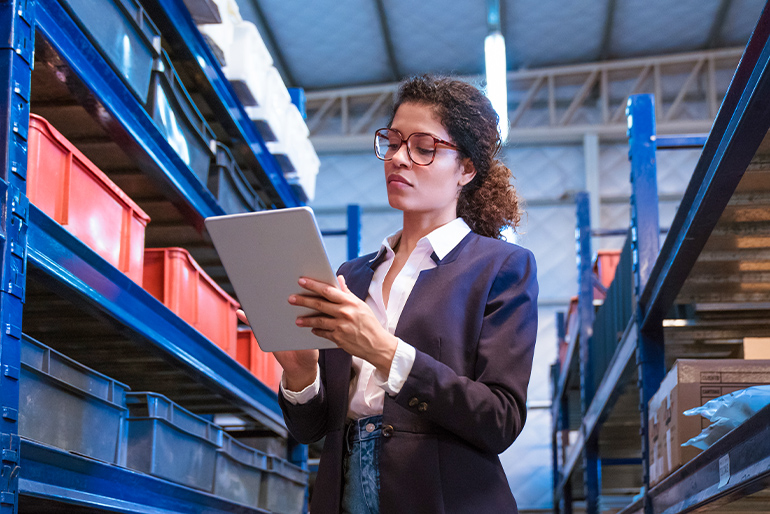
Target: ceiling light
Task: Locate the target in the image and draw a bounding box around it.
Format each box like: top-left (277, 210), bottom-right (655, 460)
top-left (484, 0), bottom-right (508, 143)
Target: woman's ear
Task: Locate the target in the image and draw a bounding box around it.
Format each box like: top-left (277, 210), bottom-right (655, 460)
top-left (458, 159), bottom-right (477, 187)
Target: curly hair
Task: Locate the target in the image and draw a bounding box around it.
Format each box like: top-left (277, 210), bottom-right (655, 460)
top-left (389, 75), bottom-right (522, 239)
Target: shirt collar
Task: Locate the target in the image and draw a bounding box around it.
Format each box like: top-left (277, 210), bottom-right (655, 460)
top-left (369, 218), bottom-right (471, 263)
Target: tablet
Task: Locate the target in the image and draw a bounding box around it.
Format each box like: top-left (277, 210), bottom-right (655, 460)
top-left (205, 206), bottom-right (339, 352)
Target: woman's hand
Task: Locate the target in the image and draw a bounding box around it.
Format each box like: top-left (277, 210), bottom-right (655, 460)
top-left (236, 309), bottom-right (319, 391)
top-left (291, 276), bottom-right (398, 375)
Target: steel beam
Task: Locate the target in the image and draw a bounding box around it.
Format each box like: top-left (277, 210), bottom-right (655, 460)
top-left (705, 0), bottom-right (733, 49)
top-left (576, 192), bottom-right (600, 513)
top-left (627, 94), bottom-right (666, 513)
top-left (346, 204), bottom-right (362, 260)
top-left (19, 439), bottom-right (270, 513)
top-left (306, 48), bottom-right (742, 151)
top-left (0, 0), bottom-right (33, 511)
top-left (599, 0), bottom-right (618, 60)
top-left (373, 0), bottom-right (399, 81)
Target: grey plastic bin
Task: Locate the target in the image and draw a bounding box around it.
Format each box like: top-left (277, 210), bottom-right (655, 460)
top-left (126, 392), bottom-right (221, 491)
top-left (209, 144), bottom-right (261, 214)
top-left (147, 51), bottom-right (216, 186)
top-left (19, 334), bottom-right (129, 465)
top-left (260, 456), bottom-right (310, 514)
top-left (214, 432), bottom-right (268, 506)
top-left (61, 0), bottom-right (161, 102)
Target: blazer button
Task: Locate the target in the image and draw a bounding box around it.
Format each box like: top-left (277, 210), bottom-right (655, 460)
top-left (418, 402), bottom-right (428, 412)
top-left (382, 425), bottom-right (394, 438)
top-left (408, 397), bottom-right (419, 407)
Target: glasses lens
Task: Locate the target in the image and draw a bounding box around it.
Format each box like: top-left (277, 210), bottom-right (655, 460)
top-left (375, 129), bottom-right (401, 160)
top-left (407, 134), bottom-right (436, 165)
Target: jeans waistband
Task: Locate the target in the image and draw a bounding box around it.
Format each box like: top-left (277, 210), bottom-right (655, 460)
top-left (345, 414), bottom-right (383, 449)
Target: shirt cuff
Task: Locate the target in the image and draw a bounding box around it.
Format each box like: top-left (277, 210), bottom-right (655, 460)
top-left (280, 365), bottom-right (321, 405)
top-left (374, 338), bottom-right (416, 395)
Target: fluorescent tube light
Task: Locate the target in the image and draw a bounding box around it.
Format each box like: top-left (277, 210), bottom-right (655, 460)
top-left (485, 30), bottom-right (509, 143)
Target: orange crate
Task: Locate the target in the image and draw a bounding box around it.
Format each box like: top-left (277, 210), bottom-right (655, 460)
top-left (594, 249), bottom-right (622, 289)
top-left (27, 114), bottom-right (150, 284)
top-left (143, 248), bottom-right (239, 357)
top-left (236, 329), bottom-right (282, 392)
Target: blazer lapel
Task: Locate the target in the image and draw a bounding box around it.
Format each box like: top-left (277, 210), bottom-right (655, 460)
top-left (394, 233), bottom-right (474, 346)
top-left (345, 254), bottom-right (381, 301)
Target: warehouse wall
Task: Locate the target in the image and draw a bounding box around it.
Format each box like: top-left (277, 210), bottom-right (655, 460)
top-left (310, 141), bottom-right (701, 510)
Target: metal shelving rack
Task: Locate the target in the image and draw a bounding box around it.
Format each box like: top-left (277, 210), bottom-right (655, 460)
top-left (0, 0), bottom-right (309, 511)
top-left (552, 5), bottom-right (770, 514)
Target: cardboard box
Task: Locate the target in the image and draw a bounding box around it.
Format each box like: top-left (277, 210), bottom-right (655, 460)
top-left (648, 359), bottom-right (770, 486)
top-left (744, 338), bottom-right (770, 359)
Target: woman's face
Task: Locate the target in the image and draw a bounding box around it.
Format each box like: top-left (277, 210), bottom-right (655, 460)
top-left (385, 102), bottom-right (476, 221)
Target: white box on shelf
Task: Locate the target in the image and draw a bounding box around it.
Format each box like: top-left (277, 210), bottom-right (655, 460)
top-left (245, 66), bottom-right (292, 142)
top-left (266, 102), bottom-right (310, 172)
top-left (219, 23), bottom-right (274, 107)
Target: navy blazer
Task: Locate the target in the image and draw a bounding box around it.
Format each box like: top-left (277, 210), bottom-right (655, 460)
top-left (279, 231), bottom-right (539, 513)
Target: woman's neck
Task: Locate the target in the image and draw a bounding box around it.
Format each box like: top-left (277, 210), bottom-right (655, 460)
top-left (397, 213), bottom-right (457, 257)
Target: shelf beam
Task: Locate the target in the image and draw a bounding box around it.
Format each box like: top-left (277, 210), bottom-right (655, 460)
top-left (19, 439), bottom-right (270, 513)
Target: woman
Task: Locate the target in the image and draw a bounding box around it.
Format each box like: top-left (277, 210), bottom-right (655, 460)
top-left (264, 75), bottom-right (537, 513)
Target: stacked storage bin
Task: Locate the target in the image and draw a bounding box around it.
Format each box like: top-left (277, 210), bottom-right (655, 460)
top-left (147, 50), bottom-right (218, 186)
top-left (198, 0), bottom-right (320, 201)
top-left (20, 335), bottom-right (308, 511)
top-left (27, 114), bottom-right (151, 285)
top-left (19, 335), bottom-right (130, 466)
top-left (143, 247), bottom-right (240, 358)
top-left (60, 0), bottom-right (162, 105)
top-left (237, 328), bottom-right (283, 392)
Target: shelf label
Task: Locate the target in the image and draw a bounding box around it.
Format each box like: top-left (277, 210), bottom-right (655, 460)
top-left (719, 454), bottom-right (730, 488)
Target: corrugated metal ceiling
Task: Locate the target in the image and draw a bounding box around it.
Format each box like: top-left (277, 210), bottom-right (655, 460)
top-left (236, 0), bottom-right (765, 91)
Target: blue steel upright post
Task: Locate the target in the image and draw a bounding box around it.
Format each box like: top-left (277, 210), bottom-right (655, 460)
top-left (346, 204), bottom-right (361, 260)
top-left (626, 94), bottom-right (665, 513)
top-left (576, 192), bottom-right (599, 514)
top-left (0, 0), bottom-right (33, 512)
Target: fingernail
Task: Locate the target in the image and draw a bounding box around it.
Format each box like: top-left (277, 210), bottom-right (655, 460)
top-left (289, 296), bottom-right (296, 304)
top-left (298, 278), bottom-right (306, 285)
top-left (296, 318), bottom-right (303, 326)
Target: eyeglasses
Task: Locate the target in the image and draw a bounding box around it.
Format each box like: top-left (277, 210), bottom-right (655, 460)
top-left (374, 128), bottom-right (460, 166)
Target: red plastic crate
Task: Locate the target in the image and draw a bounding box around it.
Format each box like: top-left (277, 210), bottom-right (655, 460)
top-left (143, 248), bottom-right (239, 357)
top-left (594, 249), bottom-right (622, 289)
top-left (27, 114), bottom-right (150, 284)
top-left (236, 329), bottom-right (282, 392)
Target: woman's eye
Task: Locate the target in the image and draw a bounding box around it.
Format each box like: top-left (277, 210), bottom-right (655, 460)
top-left (387, 143), bottom-right (400, 150)
top-left (416, 146), bottom-right (434, 155)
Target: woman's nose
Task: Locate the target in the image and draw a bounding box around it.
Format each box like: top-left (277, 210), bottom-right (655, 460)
top-left (391, 142), bottom-right (412, 167)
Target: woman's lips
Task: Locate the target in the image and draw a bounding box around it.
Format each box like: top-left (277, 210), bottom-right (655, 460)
top-left (387, 175), bottom-right (411, 186)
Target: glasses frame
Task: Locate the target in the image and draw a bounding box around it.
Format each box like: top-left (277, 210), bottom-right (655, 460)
top-left (373, 128), bottom-right (460, 166)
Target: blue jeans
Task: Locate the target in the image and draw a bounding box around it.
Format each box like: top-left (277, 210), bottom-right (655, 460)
top-left (341, 415), bottom-right (382, 514)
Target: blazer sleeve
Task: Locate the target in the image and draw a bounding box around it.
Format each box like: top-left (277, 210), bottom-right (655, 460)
top-left (278, 351), bottom-right (330, 444)
top-left (394, 248), bottom-right (539, 454)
